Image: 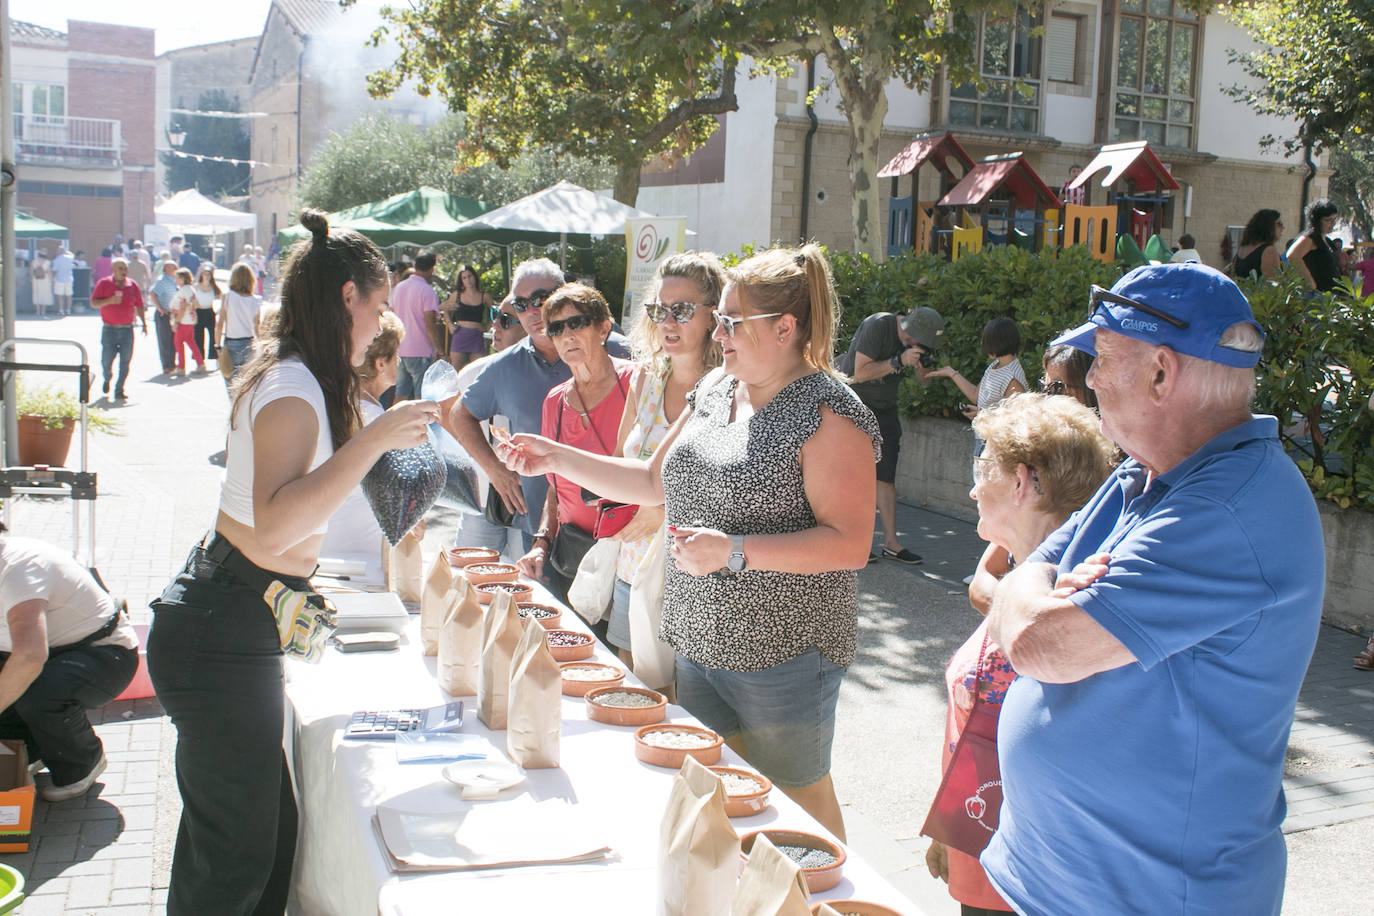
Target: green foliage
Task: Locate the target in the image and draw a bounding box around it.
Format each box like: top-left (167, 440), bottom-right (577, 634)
top-left (17, 382), bottom-right (122, 433)
top-left (1328, 136), bottom-right (1374, 239)
top-left (827, 245), bottom-right (1118, 417)
top-left (295, 113), bottom-right (615, 215)
top-left (163, 91), bottom-right (250, 197)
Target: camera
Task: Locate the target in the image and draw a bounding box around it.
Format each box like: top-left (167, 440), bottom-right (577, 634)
top-left (918, 349), bottom-right (936, 370)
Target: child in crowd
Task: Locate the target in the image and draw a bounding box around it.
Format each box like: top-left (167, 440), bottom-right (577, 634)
top-left (171, 267), bottom-right (205, 375)
top-left (929, 316), bottom-right (1028, 423)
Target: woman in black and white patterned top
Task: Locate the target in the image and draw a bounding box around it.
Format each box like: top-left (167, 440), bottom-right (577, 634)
top-left (498, 245), bottom-right (880, 840)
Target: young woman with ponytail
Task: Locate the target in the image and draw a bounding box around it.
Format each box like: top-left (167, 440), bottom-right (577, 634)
top-left (496, 244), bottom-right (879, 840)
top-left (146, 209), bottom-right (437, 915)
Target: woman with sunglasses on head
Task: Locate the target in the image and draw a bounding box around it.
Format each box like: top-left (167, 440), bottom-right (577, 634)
top-left (1286, 198), bottom-right (1343, 293)
top-left (442, 264), bottom-right (494, 369)
top-left (145, 209), bottom-right (438, 915)
top-left (497, 245), bottom-right (880, 840)
top-left (605, 253), bottom-right (725, 672)
top-left (516, 283), bottom-right (636, 601)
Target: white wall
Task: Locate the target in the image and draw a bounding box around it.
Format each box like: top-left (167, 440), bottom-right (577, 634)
top-left (773, 59), bottom-right (932, 133)
top-left (1195, 15), bottom-right (1299, 164)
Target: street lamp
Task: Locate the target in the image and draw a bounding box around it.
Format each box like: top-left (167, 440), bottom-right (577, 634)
top-left (167, 124), bottom-right (187, 148)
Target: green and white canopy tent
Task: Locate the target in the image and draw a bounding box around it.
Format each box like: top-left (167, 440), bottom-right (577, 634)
top-left (277, 187), bottom-right (493, 250)
top-left (15, 212), bottom-right (68, 240)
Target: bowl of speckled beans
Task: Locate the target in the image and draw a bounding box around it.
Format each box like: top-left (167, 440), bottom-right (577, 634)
top-left (474, 581), bottom-right (534, 605)
top-left (463, 562), bottom-right (520, 587)
top-left (584, 686), bottom-right (667, 726)
top-left (633, 723), bottom-right (723, 768)
top-left (517, 603), bottom-right (563, 629)
top-left (740, 829), bottom-right (846, 894)
top-left (446, 546), bottom-right (500, 569)
top-left (707, 765), bottom-right (773, 817)
top-left (808, 902), bottom-right (904, 916)
top-left (558, 661), bottom-right (626, 697)
top-left (544, 629), bottom-right (595, 662)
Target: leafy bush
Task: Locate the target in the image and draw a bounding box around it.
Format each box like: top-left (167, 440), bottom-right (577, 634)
top-left (17, 382), bottom-right (123, 433)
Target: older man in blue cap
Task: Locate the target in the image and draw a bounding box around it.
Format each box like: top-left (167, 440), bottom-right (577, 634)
top-left (980, 263), bottom-right (1323, 915)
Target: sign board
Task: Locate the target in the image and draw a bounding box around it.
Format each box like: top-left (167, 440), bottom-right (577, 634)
top-left (623, 217), bottom-right (686, 329)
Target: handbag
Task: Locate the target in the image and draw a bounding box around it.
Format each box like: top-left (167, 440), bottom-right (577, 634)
top-left (548, 521), bottom-right (596, 580)
top-left (483, 482), bottom-right (515, 528)
top-left (592, 499), bottom-right (639, 538)
top-left (919, 634), bottom-right (1004, 857)
top-left (217, 346), bottom-right (235, 379)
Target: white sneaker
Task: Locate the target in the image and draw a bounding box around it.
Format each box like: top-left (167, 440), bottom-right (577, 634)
top-left (41, 753), bottom-right (107, 803)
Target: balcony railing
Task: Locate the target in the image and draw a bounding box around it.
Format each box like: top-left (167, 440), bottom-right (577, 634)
top-left (14, 114), bottom-right (121, 168)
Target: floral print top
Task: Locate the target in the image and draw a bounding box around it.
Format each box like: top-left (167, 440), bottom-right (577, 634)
top-left (616, 363), bottom-right (674, 583)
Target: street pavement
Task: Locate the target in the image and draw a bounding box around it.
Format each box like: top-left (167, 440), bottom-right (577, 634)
top-left (2, 311), bottom-right (1371, 914)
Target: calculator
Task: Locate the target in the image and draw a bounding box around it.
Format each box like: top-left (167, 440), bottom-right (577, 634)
top-left (343, 702), bottom-right (464, 740)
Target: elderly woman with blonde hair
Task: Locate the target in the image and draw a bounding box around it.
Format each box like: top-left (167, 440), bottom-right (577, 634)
top-left (926, 392), bottom-right (1117, 914)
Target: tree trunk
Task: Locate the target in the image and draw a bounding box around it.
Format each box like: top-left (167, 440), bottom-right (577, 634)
top-left (841, 86), bottom-right (888, 259)
top-left (613, 161), bottom-right (643, 207)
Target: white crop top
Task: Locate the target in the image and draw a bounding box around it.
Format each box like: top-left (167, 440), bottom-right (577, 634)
top-left (219, 356), bottom-right (335, 534)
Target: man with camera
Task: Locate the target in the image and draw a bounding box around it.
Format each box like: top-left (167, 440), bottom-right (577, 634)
top-left (838, 305), bottom-right (944, 564)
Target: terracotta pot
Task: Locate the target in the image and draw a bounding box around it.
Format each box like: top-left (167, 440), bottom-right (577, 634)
top-left (544, 629), bottom-right (595, 662)
top-left (517, 603), bottom-right (563, 630)
top-left (474, 582), bottom-right (534, 605)
top-left (446, 546), bottom-right (500, 569)
top-left (808, 902), bottom-right (903, 916)
top-left (708, 765), bottom-right (773, 818)
top-left (633, 723), bottom-right (723, 768)
top-left (585, 686), bottom-right (666, 726)
top-left (740, 829), bottom-right (846, 895)
top-left (17, 414), bottom-right (75, 467)
top-left (558, 661), bottom-right (625, 697)
top-left (463, 562), bottom-right (520, 587)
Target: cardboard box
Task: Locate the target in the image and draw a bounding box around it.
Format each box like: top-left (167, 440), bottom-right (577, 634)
top-left (0, 740), bottom-right (36, 853)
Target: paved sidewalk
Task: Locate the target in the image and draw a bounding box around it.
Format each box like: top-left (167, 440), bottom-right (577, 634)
top-left (2, 313), bottom-right (1370, 914)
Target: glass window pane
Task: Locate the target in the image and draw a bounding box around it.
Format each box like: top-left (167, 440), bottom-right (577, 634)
top-left (1143, 19), bottom-right (1169, 94)
top-left (1141, 122), bottom-right (1166, 145)
top-left (1148, 0), bottom-right (1172, 14)
top-left (981, 80), bottom-right (1009, 102)
top-left (952, 82), bottom-right (978, 99)
top-left (1009, 107), bottom-right (1037, 133)
top-left (12, 84), bottom-right (22, 115)
top-left (984, 18), bottom-right (1012, 76)
top-left (1166, 124), bottom-right (1192, 148)
top-left (1171, 24), bottom-right (1195, 96)
top-left (50, 86), bottom-right (64, 117)
top-left (949, 101), bottom-right (977, 125)
top-left (1121, 0), bottom-right (1144, 10)
top-left (1168, 99), bottom-right (1193, 122)
top-left (980, 105), bottom-right (1008, 130)
top-left (1142, 97), bottom-right (1167, 119)
top-left (1013, 8), bottom-right (1042, 79)
top-left (1114, 119), bottom-right (1140, 141)
top-left (1117, 18), bottom-right (1142, 89)
top-left (1116, 93), bottom-right (1140, 117)
top-left (32, 85), bottom-right (47, 116)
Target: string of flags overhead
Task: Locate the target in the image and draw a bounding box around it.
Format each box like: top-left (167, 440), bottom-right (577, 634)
top-left (158, 147), bottom-right (288, 170)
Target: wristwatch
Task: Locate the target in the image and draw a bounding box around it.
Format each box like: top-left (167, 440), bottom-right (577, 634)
top-left (727, 534), bottom-right (747, 573)
top-left (889, 353), bottom-right (905, 373)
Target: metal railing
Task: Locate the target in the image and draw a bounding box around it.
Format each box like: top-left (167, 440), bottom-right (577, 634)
top-left (13, 114), bottom-right (121, 166)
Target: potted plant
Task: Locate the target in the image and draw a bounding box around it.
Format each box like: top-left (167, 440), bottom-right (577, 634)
top-left (15, 382), bottom-right (121, 467)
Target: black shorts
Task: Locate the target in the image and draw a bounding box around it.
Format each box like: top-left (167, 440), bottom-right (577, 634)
top-left (872, 405), bottom-right (902, 483)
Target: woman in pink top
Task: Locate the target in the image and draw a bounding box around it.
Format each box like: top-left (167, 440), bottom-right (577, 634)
top-left (927, 392), bottom-right (1116, 914)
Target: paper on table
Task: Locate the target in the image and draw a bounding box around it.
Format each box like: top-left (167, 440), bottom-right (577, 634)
top-left (373, 800), bottom-right (612, 872)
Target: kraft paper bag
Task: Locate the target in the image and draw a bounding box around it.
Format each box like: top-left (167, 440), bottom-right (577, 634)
top-left (506, 617), bottom-right (562, 768)
top-left (437, 578), bottom-right (483, 697)
top-left (421, 551), bottom-right (455, 655)
top-left (476, 590), bottom-right (521, 730)
top-left (731, 834), bottom-right (811, 916)
top-left (387, 529), bottom-right (424, 605)
top-left (658, 756), bottom-right (740, 916)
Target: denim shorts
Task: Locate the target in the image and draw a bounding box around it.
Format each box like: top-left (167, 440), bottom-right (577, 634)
top-left (607, 578), bottom-right (632, 651)
top-left (674, 649), bottom-right (846, 789)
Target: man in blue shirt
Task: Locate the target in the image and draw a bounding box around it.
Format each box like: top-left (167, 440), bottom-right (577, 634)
top-left (445, 258), bottom-right (628, 550)
top-left (148, 258), bottom-right (179, 374)
top-left (981, 264), bottom-right (1324, 916)
top-left (178, 245), bottom-right (201, 275)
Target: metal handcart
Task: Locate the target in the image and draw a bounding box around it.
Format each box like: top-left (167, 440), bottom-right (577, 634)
top-left (0, 338), bottom-right (101, 582)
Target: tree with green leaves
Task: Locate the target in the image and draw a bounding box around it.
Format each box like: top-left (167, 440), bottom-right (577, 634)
top-left (295, 113), bottom-right (615, 214)
top-left (162, 90), bottom-right (250, 197)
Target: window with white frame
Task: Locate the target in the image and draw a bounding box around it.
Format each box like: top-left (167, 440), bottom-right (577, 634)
top-left (13, 82), bottom-right (67, 121)
top-left (948, 6), bottom-right (1045, 134)
top-left (1113, 0), bottom-right (1198, 148)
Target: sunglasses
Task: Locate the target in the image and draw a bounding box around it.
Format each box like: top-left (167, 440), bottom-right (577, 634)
top-left (491, 308), bottom-right (517, 329)
top-left (1089, 285), bottom-right (1188, 330)
top-left (546, 313), bottom-right (597, 338)
top-left (644, 299), bottom-right (706, 324)
top-left (713, 310), bottom-right (783, 338)
top-left (511, 288), bottom-right (556, 313)
top-left (1040, 379), bottom-right (1067, 396)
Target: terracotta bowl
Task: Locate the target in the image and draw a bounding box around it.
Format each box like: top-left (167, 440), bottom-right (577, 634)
top-left (446, 546), bottom-right (500, 569)
top-left (544, 629), bottom-right (595, 662)
top-left (740, 829), bottom-right (846, 895)
top-left (634, 723), bottom-right (723, 769)
top-left (474, 581), bottom-right (534, 606)
top-left (558, 661), bottom-right (626, 697)
top-left (517, 603), bottom-right (563, 630)
top-left (809, 902), bottom-right (904, 916)
top-left (707, 765), bottom-right (772, 818)
top-left (463, 562), bottom-right (520, 587)
top-left (585, 686), bottom-right (667, 727)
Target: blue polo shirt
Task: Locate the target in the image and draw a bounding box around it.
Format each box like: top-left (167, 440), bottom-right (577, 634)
top-left (982, 415), bottom-right (1323, 916)
top-left (459, 333), bottom-right (629, 534)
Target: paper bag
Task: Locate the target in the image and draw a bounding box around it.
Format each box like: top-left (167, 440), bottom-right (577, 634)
top-left (437, 578), bottom-right (484, 696)
top-left (387, 529), bottom-right (424, 604)
top-left (477, 591), bottom-right (521, 730)
top-left (506, 617), bottom-right (562, 768)
top-left (658, 756), bottom-right (740, 916)
top-left (567, 537), bottom-right (618, 625)
top-left (629, 525), bottom-right (675, 690)
top-left (421, 551), bottom-right (455, 655)
top-left (731, 834), bottom-right (812, 916)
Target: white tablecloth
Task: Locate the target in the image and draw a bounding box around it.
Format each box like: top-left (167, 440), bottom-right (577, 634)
top-left (285, 588), bottom-right (925, 916)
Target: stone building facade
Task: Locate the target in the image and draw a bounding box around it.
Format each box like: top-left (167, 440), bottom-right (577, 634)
top-left (154, 36), bottom-right (258, 201)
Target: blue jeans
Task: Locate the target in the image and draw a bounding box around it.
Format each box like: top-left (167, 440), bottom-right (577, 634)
top-left (222, 337), bottom-right (254, 382)
top-left (608, 577), bottom-right (632, 651)
top-left (675, 649), bottom-right (846, 788)
top-left (453, 511), bottom-right (528, 561)
top-left (396, 355), bottom-right (434, 400)
top-left (100, 324), bottom-right (134, 396)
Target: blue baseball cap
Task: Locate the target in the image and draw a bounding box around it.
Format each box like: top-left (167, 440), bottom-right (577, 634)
top-left (1052, 263), bottom-right (1264, 368)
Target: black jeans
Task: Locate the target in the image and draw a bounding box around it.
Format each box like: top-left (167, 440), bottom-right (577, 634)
top-left (0, 640), bottom-right (136, 784)
top-left (148, 541), bottom-right (304, 916)
top-left (195, 308), bottom-right (217, 359)
top-left (154, 310), bottom-right (176, 371)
